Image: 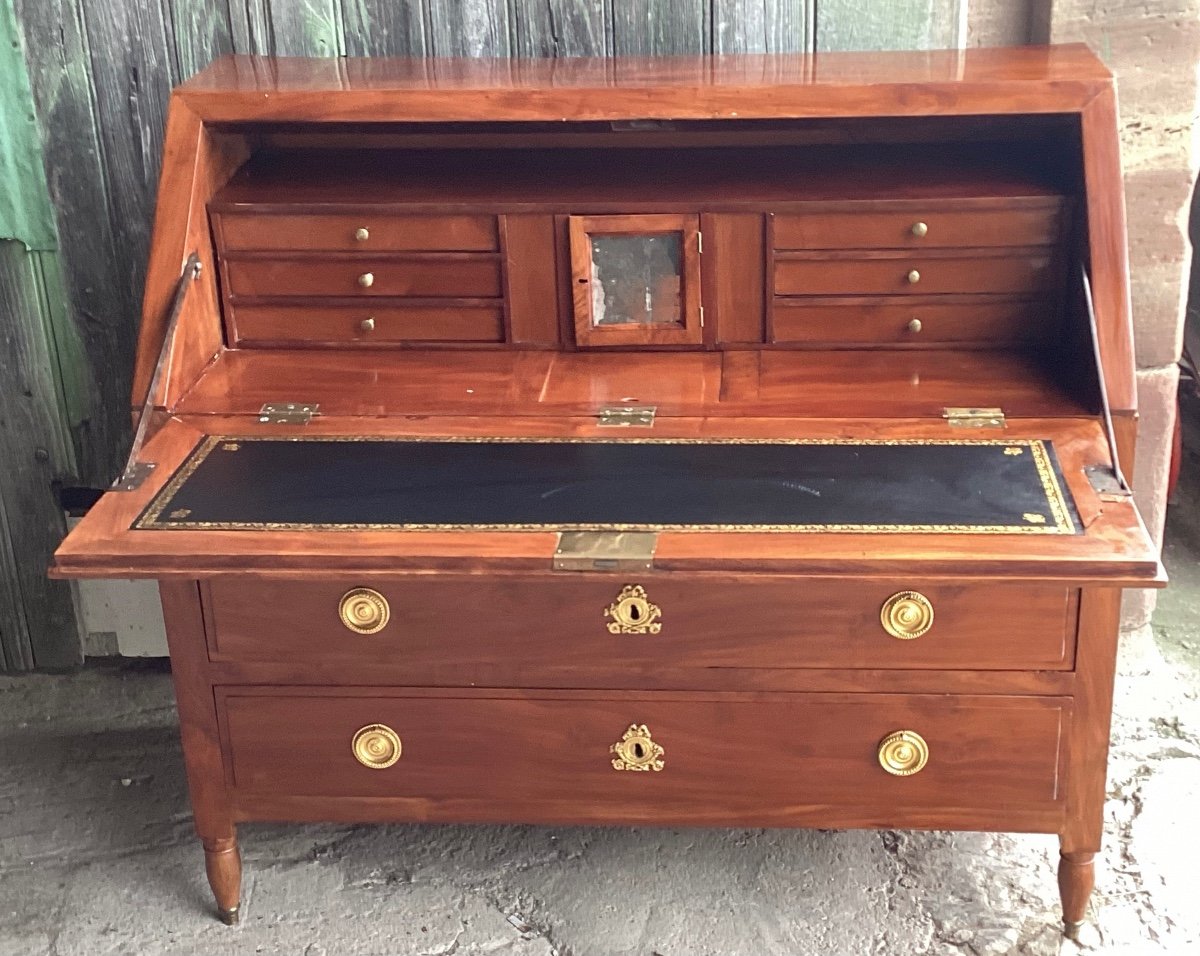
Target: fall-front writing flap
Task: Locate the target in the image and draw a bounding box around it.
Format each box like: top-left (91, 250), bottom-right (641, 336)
top-left (53, 414), bottom-right (1161, 583)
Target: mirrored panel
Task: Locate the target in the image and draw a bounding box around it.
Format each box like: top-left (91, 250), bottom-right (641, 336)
top-left (589, 233), bottom-right (683, 327)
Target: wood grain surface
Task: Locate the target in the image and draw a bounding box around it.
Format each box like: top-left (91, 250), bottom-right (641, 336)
top-left (203, 575), bottom-right (1078, 672)
top-left (220, 688), bottom-right (1071, 817)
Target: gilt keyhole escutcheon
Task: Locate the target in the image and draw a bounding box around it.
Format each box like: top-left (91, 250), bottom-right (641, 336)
top-left (605, 585), bottom-right (662, 634)
top-left (611, 723), bottom-right (665, 771)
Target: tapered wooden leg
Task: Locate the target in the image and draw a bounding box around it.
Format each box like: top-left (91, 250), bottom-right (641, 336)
top-left (203, 836), bottom-right (242, 925)
top-left (1058, 851), bottom-right (1095, 939)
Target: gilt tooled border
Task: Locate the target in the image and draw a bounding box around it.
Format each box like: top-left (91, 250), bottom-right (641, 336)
top-left (134, 435), bottom-right (1078, 535)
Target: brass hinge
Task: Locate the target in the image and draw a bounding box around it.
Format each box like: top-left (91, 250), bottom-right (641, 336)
top-left (942, 407), bottom-right (1005, 428)
top-left (554, 531), bottom-right (658, 572)
top-left (258, 402), bottom-right (319, 425)
top-left (597, 405), bottom-right (656, 427)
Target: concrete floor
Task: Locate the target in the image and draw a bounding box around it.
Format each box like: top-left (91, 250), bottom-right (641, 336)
top-left (3, 413), bottom-right (1200, 955)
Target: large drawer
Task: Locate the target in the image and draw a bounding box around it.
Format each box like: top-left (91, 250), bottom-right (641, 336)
top-left (216, 213), bottom-right (499, 252)
top-left (224, 256), bottom-right (503, 298)
top-left (773, 250), bottom-right (1059, 296)
top-left (772, 204), bottom-right (1064, 250)
top-left (220, 688), bottom-right (1070, 817)
top-left (203, 576), bottom-right (1077, 671)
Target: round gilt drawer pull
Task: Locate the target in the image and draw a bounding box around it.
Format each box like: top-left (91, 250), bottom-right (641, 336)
top-left (352, 723), bottom-right (402, 769)
top-left (906, 269), bottom-right (921, 284)
top-left (611, 723), bottom-right (665, 771)
top-left (357, 271), bottom-right (375, 288)
top-left (354, 227), bottom-right (370, 242)
top-left (339, 587), bottom-right (390, 634)
top-left (359, 316), bottom-right (376, 333)
top-left (910, 221), bottom-right (929, 238)
top-left (605, 584), bottom-right (662, 634)
top-left (880, 590), bottom-right (933, 640)
top-left (906, 318), bottom-right (922, 333)
top-left (878, 730), bottom-right (929, 776)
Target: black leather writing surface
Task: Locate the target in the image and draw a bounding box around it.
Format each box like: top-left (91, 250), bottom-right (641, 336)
top-left (135, 436), bottom-right (1080, 534)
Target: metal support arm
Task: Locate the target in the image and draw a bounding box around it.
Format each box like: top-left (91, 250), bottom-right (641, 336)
top-left (111, 253), bottom-right (202, 491)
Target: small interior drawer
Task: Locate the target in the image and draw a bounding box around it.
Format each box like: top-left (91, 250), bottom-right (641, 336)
top-left (772, 204), bottom-right (1064, 250)
top-left (220, 688), bottom-right (1070, 815)
top-left (771, 296), bottom-right (1050, 346)
top-left (224, 256), bottom-right (504, 298)
top-left (229, 303), bottom-right (505, 346)
top-left (773, 250), bottom-right (1060, 296)
top-left (216, 213), bottom-right (499, 252)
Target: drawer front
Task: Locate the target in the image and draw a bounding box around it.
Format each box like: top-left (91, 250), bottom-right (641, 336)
top-left (773, 252), bottom-right (1059, 296)
top-left (217, 214), bottom-right (499, 252)
top-left (221, 689), bottom-right (1069, 814)
top-left (771, 297), bottom-right (1048, 346)
top-left (204, 577), bottom-right (1075, 672)
top-left (772, 205), bottom-right (1064, 250)
top-left (230, 303), bottom-right (505, 345)
top-left (225, 257), bottom-right (503, 298)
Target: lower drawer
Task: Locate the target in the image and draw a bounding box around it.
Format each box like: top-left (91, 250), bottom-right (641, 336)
top-left (220, 689), bottom-right (1070, 817)
top-left (771, 296), bottom-right (1049, 346)
top-left (229, 303), bottom-right (505, 346)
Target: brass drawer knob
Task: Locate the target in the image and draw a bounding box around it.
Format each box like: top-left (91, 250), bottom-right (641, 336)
top-left (910, 221), bottom-right (928, 238)
top-left (906, 269), bottom-right (921, 284)
top-left (354, 227), bottom-right (370, 242)
top-left (878, 730), bottom-right (929, 776)
top-left (611, 723), bottom-right (664, 771)
top-left (359, 316), bottom-right (376, 333)
top-left (880, 590), bottom-right (933, 639)
top-left (605, 584), bottom-right (661, 634)
top-left (339, 587), bottom-right (390, 634)
top-left (906, 318), bottom-right (922, 333)
top-left (357, 272), bottom-right (375, 288)
top-left (352, 724), bottom-right (402, 769)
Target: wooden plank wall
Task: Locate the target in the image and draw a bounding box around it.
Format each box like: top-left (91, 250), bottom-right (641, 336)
top-left (5, 0), bottom-right (963, 670)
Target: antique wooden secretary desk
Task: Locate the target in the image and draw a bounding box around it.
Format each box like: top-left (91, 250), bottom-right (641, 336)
top-left (54, 46), bottom-right (1164, 936)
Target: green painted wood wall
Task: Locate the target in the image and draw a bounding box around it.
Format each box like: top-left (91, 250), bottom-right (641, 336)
top-left (2, 0), bottom-right (963, 671)
top-left (1, 0), bottom-right (83, 669)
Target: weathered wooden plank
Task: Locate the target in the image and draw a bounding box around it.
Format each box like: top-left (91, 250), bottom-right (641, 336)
top-left (75, 0), bottom-right (179, 469)
top-left (427, 0), bottom-right (512, 56)
top-left (230, 0), bottom-right (344, 56)
top-left (713, 0), bottom-right (813, 53)
top-left (342, 0), bottom-right (429, 56)
top-left (12, 0), bottom-right (122, 485)
top-left (511, 0), bottom-right (610, 57)
top-left (612, 0), bottom-right (708, 55)
top-left (816, 0), bottom-right (966, 51)
top-left (227, 0), bottom-right (270, 53)
top-left (0, 242), bottom-right (84, 671)
top-left (167, 0), bottom-right (234, 79)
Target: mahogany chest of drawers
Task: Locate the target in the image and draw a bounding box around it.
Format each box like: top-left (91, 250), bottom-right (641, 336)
top-left (54, 45), bottom-right (1163, 939)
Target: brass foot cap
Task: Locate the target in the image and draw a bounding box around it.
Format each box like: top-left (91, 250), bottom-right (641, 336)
top-left (218, 905), bottom-right (240, 926)
top-left (1063, 920), bottom-right (1085, 941)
